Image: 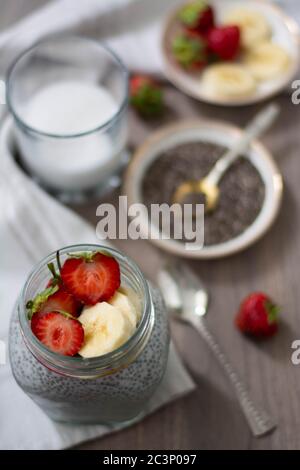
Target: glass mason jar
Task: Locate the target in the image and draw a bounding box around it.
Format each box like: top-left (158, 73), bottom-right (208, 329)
top-left (9, 245), bottom-right (170, 425)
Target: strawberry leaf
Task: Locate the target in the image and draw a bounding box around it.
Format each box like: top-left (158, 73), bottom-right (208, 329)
top-left (47, 262), bottom-right (61, 286)
top-left (172, 34), bottom-right (206, 68)
top-left (179, 1), bottom-right (208, 27)
top-left (265, 300), bottom-right (280, 324)
top-left (131, 84), bottom-right (163, 117)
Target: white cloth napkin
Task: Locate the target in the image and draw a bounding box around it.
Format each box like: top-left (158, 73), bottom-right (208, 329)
top-left (0, 0), bottom-right (195, 450)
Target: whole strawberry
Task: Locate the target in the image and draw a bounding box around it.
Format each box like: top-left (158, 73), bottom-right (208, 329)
top-left (172, 32), bottom-right (207, 70)
top-left (178, 0), bottom-right (214, 35)
top-left (235, 292), bottom-right (279, 338)
top-left (207, 25), bottom-right (240, 61)
top-left (130, 75), bottom-right (163, 118)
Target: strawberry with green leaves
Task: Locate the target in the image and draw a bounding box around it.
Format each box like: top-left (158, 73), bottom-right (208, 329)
top-left (172, 32), bottom-right (207, 70)
top-left (27, 262), bottom-right (82, 322)
top-left (178, 0), bottom-right (214, 35)
top-left (235, 292), bottom-right (280, 338)
top-left (130, 75), bottom-right (163, 117)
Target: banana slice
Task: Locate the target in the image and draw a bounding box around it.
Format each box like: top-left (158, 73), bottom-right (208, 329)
top-left (243, 42), bottom-right (290, 81)
top-left (224, 8), bottom-right (271, 49)
top-left (78, 302), bottom-right (133, 358)
top-left (119, 286), bottom-right (142, 322)
top-left (109, 290), bottom-right (138, 328)
top-left (201, 63), bottom-right (257, 98)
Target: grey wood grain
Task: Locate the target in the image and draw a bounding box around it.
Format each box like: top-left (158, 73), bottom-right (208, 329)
top-left (2, 0), bottom-right (300, 451)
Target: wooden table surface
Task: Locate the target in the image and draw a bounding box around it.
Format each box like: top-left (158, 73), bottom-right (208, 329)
top-left (3, 0), bottom-right (300, 451)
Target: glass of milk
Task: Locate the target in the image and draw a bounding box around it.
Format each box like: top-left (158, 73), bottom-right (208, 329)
top-left (6, 35), bottom-right (129, 202)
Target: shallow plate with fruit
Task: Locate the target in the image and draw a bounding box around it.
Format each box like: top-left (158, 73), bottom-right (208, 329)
top-left (162, 0), bottom-right (300, 106)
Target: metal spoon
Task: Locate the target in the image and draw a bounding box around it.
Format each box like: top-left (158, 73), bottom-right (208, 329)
top-left (157, 260), bottom-right (276, 437)
top-left (172, 103), bottom-right (280, 213)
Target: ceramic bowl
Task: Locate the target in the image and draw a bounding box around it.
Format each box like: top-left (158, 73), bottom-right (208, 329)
top-left (123, 120), bottom-right (283, 259)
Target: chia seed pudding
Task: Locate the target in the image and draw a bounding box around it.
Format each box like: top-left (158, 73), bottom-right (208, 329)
top-left (142, 142), bottom-right (265, 245)
top-left (9, 245), bottom-right (170, 424)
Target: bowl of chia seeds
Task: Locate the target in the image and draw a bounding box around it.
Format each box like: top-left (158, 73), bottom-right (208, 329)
top-left (123, 120), bottom-right (283, 259)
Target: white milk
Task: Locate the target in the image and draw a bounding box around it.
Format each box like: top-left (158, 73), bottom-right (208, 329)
top-left (16, 80), bottom-right (124, 192)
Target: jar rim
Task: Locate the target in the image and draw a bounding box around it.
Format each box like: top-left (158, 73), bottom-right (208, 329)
top-left (18, 244), bottom-right (154, 377)
top-left (6, 34), bottom-right (129, 139)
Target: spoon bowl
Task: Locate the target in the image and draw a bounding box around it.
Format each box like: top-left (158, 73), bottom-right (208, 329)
top-left (172, 178), bottom-right (219, 214)
top-left (158, 260), bottom-right (209, 321)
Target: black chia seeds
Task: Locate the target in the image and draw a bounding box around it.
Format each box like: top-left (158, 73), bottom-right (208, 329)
top-left (142, 142), bottom-right (265, 246)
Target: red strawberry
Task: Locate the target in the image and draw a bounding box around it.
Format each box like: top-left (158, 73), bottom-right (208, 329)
top-left (31, 311), bottom-right (45, 332)
top-left (39, 288), bottom-right (81, 317)
top-left (172, 32), bottom-right (207, 70)
top-left (30, 287), bottom-right (82, 334)
top-left (207, 25), bottom-right (240, 61)
top-left (235, 292), bottom-right (279, 338)
top-left (179, 1), bottom-right (214, 35)
top-left (61, 251), bottom-right (120, 305)
top-left (27, 282), bottom-right (82, 324)
top-left (130, 75), bottom-right (163, 117)
top-left (31, 312), bottom-right (84, 356)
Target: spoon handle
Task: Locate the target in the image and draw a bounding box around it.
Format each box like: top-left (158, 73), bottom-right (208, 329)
top-left (206, 103), bottom-right (280, 187)
top-left (188, 316), bottom-right (276, 437)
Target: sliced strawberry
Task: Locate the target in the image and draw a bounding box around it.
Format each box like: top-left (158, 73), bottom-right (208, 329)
top-left (39, 288), bottom-right (81, 317)
top-left (31, 312), bottom-right (84, 356)
top-left (27, 283), bottom-right (82, 324)
top-left (61, 252), bottom-right (121, 305)
top-left (31, 311), bottom-right (45, 332)
top-left (30, 288), bottom-right (82, 342)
